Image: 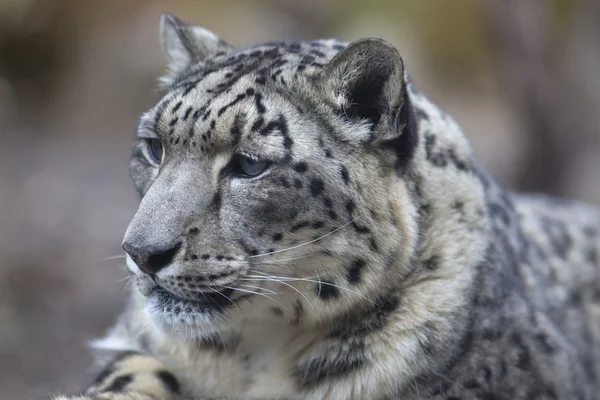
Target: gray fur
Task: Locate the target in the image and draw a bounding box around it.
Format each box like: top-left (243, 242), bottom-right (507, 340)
top-left (54, 14), bottom-right (600, 400)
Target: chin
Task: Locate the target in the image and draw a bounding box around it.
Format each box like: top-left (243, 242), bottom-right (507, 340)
top-left (141, 284), bottom-right (235, 339)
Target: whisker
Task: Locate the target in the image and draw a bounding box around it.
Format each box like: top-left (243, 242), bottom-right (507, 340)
top-left (249, 219), bottom-right (355, 258)
top-left (295, 278), bottom-right (377, 305)
top-left (222, 285), bottom-right (290, 313)
top-left (207, 287), bottom-right (234, 314)
top-left (246, 272), bottom-right (377, 305)
top-left (92, 254), bottom-right (127, 263)
top-left (238, 284), bottom-right (278, 295)
top-left (250, 254), bottom-right (316, 264)
top-left (244, 275), bottom-right (316, 314)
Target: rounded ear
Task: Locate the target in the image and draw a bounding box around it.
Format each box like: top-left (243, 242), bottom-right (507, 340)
top-left (159, 14), bottom-right (234, 85)
top-left (321, 38), bottom-right (406, 140)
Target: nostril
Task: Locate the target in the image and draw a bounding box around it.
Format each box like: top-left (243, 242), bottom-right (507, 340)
top-left (146, 242), bottom-right (182, 274)
top-left (123, 240), bottom-right (182, 275)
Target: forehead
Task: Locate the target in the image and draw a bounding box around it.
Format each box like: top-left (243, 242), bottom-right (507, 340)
top-left (169, 39), bottom-right (346, 92)
top-left (139, 40), bottom-right (346, 141)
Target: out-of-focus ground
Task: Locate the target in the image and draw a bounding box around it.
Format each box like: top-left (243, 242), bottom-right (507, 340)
top-left (0, 0), bottom-right (598, 398)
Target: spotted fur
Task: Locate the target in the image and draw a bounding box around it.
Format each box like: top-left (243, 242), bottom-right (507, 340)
top-left (55, 13), bottom-right (600, 400)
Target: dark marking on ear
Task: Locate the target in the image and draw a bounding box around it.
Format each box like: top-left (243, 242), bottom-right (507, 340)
top-left (102, 374), bottom-right (133, 393)
top-left (384, 88), bottom-right (419, 172)
top-left (316, 280), bottom-right (339, 299)
top-left (347, 258), bottom-right (366, 284)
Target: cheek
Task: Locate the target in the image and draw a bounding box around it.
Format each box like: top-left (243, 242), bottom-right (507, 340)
top-left (223, 177), bottom-right (309, 233)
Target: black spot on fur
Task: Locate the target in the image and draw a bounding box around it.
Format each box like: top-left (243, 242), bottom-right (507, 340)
top-left (212, 190), bottom-right (222, 210)
top-left (424, 132), bottom-right (472, 173)
top-left (340, 166), bottom-right (350, 185)
top-left (218, 93), bottom-right (246, 116)
top-left (423, 255), bottom-right (440, 271)
top-left (270, 306), bottom-right (284, 318)
top-left (329, 294), bottom-right (400, 339)
top-left (309, 178), bottom-right (324, 197)
top-left (171, 101), bottom-right (182, 113)
top-left (316, 280), bottom-right (339, 300)
top-left (251, 117), bottom-right (265, 132)
top-left (312, 221), bottom-right (325, 229)
top-left (345, 200), bottom-right (355, 215)
top-left (254, 93), bottom-right (266, 113)
top-left (352, 222), bottom-right (370, 234)
top-left (295, 344), bottom-right (366, 387)
top-left (293, 178), bottom-right (303, 189)
top-left (156, 370), bottom-right (181, 394)
top-left (347, 258), bottom-right (366, 284)
top-left (272, 233), bottom-right (283, 241)
top-left (103, 374), bottom-right (133, 393)
top-left (230, 114), bottom-right (243, 139)
top-left (260, 115), bottom-right (288, 136)
top-left (293, 162), bottom-right (308, 173)
top-left (183, 107), bottom-right (193, 120)
top-left (291, 221), bottom-right (310, 232)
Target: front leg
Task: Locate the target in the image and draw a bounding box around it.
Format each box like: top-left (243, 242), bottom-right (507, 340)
top-left (53, 351), bottom-right (181, 400)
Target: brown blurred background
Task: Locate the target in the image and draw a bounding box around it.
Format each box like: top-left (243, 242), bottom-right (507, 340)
top-left (0, 0), bottom-right (599, 398)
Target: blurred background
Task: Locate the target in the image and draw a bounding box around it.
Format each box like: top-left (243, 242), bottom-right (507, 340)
top-left (0, 0), bottom-right (599, 398)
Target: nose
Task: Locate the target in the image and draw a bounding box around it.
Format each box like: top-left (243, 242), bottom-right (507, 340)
top-left (122, 240), bottom-right (182, 275)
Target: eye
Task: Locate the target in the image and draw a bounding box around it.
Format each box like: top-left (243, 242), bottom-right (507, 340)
top-left (146, 139), bottom-right (163, 164)
top-left (233, 155), bottom-right (269, 177)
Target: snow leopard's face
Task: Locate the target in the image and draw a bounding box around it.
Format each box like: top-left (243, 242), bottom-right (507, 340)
top-left (123, 15), bottom-right (418, 338)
